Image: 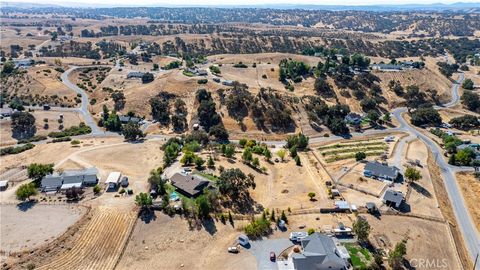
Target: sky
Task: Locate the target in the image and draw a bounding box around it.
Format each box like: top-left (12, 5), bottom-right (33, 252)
top-left (5, 0), bottom-right (480, 7)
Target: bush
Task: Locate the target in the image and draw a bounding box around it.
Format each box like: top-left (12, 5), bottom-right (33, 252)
top-left (0, 143), bottom-right (35, 156)
top-left (51, 137), bottom-right (71, 143)
top-left (244, 215), bottom-right (271, 238)
top-left (355, 152), bottom-right (367, 161)
top-left (17, 135), bottom-right (47, 144)
top-left (48, 122), bottom-right (91, 138)
top-left (93, 185), bottom-right (101, 194)
top-left (197, 79), bottom-right (208, 84)
top-left (71, 139), bottom-right (81, 145)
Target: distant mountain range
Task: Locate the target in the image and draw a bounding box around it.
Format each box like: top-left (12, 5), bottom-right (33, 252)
top-left (1, 1), bottom-right (479, 11)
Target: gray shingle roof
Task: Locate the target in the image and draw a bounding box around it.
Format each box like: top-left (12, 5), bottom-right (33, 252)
top-left (364, 162), bottom-right (399, 180)
top-left (292, 233), bottom-right (347, 270)
top-left (383, 189), bottom-right (404, 205)
top-left (170, 173), bottom-right (211, 197)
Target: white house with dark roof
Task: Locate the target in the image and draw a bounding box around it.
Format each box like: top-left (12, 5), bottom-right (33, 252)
top-left (363, 162), bottom-right (400, 182)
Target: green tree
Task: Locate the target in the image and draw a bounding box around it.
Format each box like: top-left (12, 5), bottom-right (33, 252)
top-left (135, 192), bottom-right (153, 211)
top-left (263, 148), bottom-right (272, 161)
top-left (252, 157), bottom-right (260, 168)
top-left (388, 240), bottom-right (407, 270)
top-left (294, 155), bottom-right (301, 166)
top-left (11, 111), bottom-right (36, 139)
top-left (404, 167), bottom-right (422, 183)
top-left (307, 228), bottom-right (315, 235)
top-left (217, 168), bottom-right (255, 199)
top-left (242, 147), bottom-right (253, 164)
top-left (195, 156), bottom-right (205, 170)
top-left (195, 195), bottom-right (211, 219)
top-left (355, 152), bottom-right (366, 161)
top-left (353, 217), bottom-right (371, 244)
top-left (93, 185), bottom-right (101, 194)
top-left (16, 183), bottom-right (37, 201)
top-left (122, 122), bottom-right (144, 141)
top-left (181, 151), bottom-right (197, 166)
top-left (383, 112), bottom-right (392, 122)
top-left (308, 192), bottom-right (316, 201)
top-left (1, 60), bottom-right (15, 75)
top-left (290, 146), bottom-right (297, 158)
top-left (224, 144), bottom-right (235, 158)
top-left (276, 149), bottom-right (286, 161)
top-left (280, 210), bottom-right (288, 223)
top-left (148, 167), bottom-right (165, 194)
top-left (462, 78), bottom-right (474, 90)
top-left (27, 163), bottom-right (54, 184)
top-left (207, 155), bottom-right (215, 168)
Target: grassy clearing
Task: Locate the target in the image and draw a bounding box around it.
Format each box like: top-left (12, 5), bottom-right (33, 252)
top-left (182, 71), bottom-right (195, 77)
top-left (195, 172), bottom-right (218, 182)
top-left (321, 145), bottom-right (387, 156)
top-left (318, 140), bottom-right (385, 151)
top-left (344, 243), bottom-right (372, 269)
top-left (325, 151), bottom-right (385, 163)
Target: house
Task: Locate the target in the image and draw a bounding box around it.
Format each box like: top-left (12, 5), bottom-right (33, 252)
top-left (0, 180), bottom-right (9, 191)
top-left (41, 176), bottom-right (63, 192)
top-left (170, 173), bottom-right (212, 198)
top-left (364, 162), bottom-right (400, 182)
top-left (334, 200), bottom-right (350, 210)
top-left (344, 113), bottom-right (362, 125)
top-left (13, 58), bottom-right (33, 68)
top-left (222, 80), bottom-right (234, 86)
top-left (119, 115), bottom-right (141, 124)
top-left (291, 233), bottom-right (348, 270)
top-left (370, 64), bottom-right (402, 71)
top-left (0, 108), bottom-right (14, 117)
top-left (127, 71), bottom-right (145, 79)
top-left (41, 168), bottom-right (98, 192)
top-left (105, 172), bottom-right (122, 190)
top-left (383, 189), bottom-right (404, 208)
top-left (197, 69), bottom-right (208, 76)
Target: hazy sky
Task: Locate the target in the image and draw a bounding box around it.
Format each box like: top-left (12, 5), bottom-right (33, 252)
top-left (7, 0), bottom-right (480, 7)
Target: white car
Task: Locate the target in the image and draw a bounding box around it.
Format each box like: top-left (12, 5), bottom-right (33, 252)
top-left (228, 246), bottom-right (239, 253)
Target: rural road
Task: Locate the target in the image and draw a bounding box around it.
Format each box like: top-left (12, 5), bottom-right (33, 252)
top-left (391, 73), bottom-right (480, 269)
top-left (60, 66), bottom-right (106, 135)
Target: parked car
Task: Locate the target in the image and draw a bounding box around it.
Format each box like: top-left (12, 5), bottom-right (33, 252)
top-left (227, 246), bottom-right (239, 253)
top-left (237, 234), bottom-right (249, 246)
top-left (270, 252), bottom-right (276, 262)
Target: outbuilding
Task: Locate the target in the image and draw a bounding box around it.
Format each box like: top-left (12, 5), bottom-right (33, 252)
top-left (105, 172), bottom-right (122, 190)
top-left (383, 189), bottom-right (404, 208)
top-left (0, 180), bottom-right (9, 191)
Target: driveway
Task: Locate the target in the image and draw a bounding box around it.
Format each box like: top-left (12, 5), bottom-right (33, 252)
top-left (247, 238), bottom-right (293, 270)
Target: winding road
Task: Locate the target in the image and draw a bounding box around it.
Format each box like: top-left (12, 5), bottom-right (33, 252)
top-left (58, 65), bottom-right (479, 267)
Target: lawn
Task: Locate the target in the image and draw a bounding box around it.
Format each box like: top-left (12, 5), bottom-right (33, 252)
top-left (182, 71), bottom-right (195, 77)
top-left (195, 172), bottom-right (219, 182)
top-left (344, 243), bottom-right (372, 269)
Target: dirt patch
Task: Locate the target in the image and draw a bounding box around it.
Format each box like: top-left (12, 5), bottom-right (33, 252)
top-left (364, 214), bottom-right (462, 270)
top-left (0, 204), bottom-right (85, 254)
top-left (117, 213), bottom-right (256, 270)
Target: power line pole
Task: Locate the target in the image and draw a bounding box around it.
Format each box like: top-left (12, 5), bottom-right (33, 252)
top-left (474, 252), bottom-right (479, 270)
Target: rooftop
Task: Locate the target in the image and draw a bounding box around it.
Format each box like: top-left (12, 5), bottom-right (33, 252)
top-left (170, 173), bottom-right (211, 197)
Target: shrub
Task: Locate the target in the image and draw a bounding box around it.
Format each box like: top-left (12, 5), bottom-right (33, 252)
top-left (0, 143), bottom-right (35, 156)
top-left (197, 79), bottom-right (208, 84)
top-left (48, 123), bottom-right (91, 138)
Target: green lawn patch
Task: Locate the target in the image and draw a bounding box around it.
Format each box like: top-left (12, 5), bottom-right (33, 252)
top-left (195, 172), bottom-right (218, 182)
top-left (344, 243), bottom-right (372, 269)
top-left (182, 71), bottom-right (195, 77)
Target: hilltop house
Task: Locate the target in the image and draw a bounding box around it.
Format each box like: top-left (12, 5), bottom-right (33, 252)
top-left (290, 233), bottom-right (349, 270)
top-left (127, 71), bottom-right (145, 79)
top-left (344, 113), bottom-right (362, 125)
top-left (370, 64), bottom-right (402, 72)
top-left (364, 162), bottom-right (400, 182)
top-left (170, 173), bottom-right (212, 198)
top-left (383, 189), bottom-right (404, 208)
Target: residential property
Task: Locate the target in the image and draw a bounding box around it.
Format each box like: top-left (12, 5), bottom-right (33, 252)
top-left (105, 172), bottom-right (122, 190)
top-left (222, 80), bottom-right (234, 86)
top-left (370, 64), bottom-right (402, 71)
top-left (364, 162), bottom-right (400, 182)
top-left (41, 168), bottom-right (99, 192)
top-left (291, 233), bottom-right (349, 270)
top-left (13, 58), bottom-right (33, 68)
top-left (119, 115), bottom-right (141, 124)
top-left (457, 144), bottom-right (480, 161)
top-left (127, 71), bottom-right (145, 79)
top-left (169, 173), bottom-right (212, 198)
top-left (344, 112), bottom-right (362, 125)
top-left (0, 107), bottom-right (14, 117)
top-left (197, 69), bottom-right (208, 76)
top-left (383, 189), bottom-right (404, 208)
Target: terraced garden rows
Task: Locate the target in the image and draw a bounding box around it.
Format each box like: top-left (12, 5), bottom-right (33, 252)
top-left (37, 207), bottom-right (136, 270)
top-left (318, 139), bottom-right (389, 163)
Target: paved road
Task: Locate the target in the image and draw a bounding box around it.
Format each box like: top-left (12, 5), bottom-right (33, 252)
top-left (60, 66), bottom-right (107, 135)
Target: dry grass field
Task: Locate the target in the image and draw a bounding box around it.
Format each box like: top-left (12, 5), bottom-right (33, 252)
top-left (456, 172), bottom-right (480, 234)
top-left (364, 214), bottom-right (462, 270)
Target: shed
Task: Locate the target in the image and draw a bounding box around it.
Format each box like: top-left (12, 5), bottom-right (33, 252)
top-left (334, 200), bottom-right (350, 210)
top-left (383, 189), bottom-right (404, 208)
top-left (0, 180), bottom-right (9, 191)
top-left (105, 172), bottom-right (122, 190)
